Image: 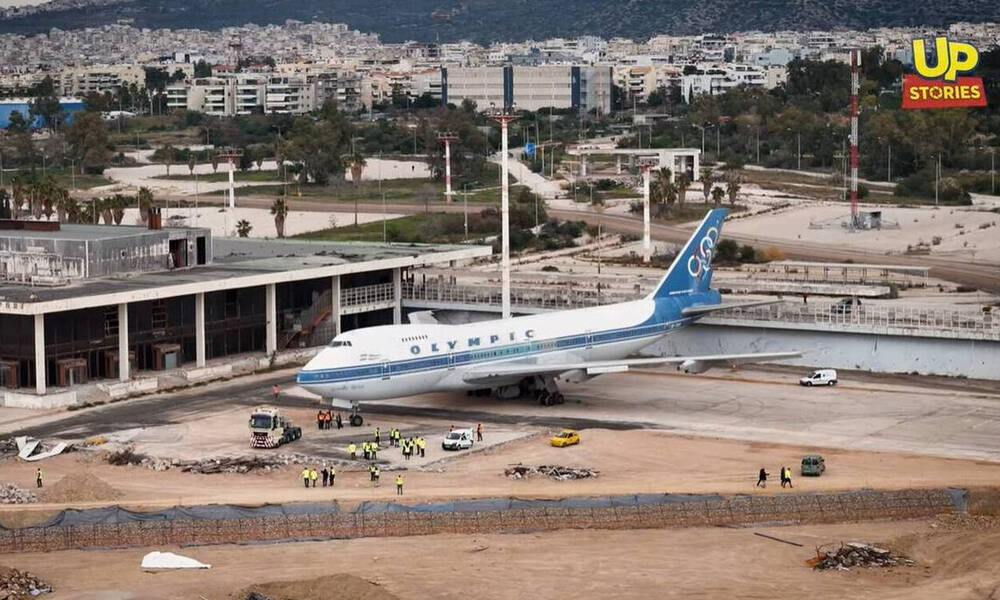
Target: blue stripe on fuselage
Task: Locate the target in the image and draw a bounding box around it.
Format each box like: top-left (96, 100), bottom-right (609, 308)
top-left (296, 294), bottom-right (716, 385)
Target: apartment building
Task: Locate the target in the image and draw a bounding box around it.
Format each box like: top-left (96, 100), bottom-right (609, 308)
top-left (441, 65), bottom-right (612, 113)
top-left (54, 65), bottom-right (145, 96)
top-left (165, 74), bottom-right (315, 116)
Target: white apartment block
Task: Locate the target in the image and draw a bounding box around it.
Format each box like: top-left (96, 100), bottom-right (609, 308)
top-left (165, 74), bottom-right (316, 116)
top-left (54, 65), bottom-right (145, 96)
top-left (442, 65), bottom-right (612, 113)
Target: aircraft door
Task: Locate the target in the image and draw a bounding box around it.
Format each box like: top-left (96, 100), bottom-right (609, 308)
top-left (585, 330), bottom-right (594, 350)
top-left (380, 360), bottom-right (390, 380)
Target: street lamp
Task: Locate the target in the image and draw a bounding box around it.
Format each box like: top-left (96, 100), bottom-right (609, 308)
top-left (694, 124), bottom-right (705, 155)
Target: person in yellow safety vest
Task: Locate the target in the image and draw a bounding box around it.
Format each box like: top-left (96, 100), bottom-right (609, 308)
top-left (348, 442), bottom-right (357, 459)
top-left (300, 467), bottom-right (311, 488)
top-left (418, 437), bottom-right (426, 458)
top-left (373, 466), bottom-right (380, 487)
top-left (329, 466), bottom-right (336, 487)
top-left (371, 442), bottom-right (378, 460)
top-left (309, 468), bottom-right (318, 488)
top-left (369, 463), bottom-right (376, 482)
top-left (396, 474), bottom-right (404, 495)
top-left (36, 468), bottom-right (43, 488)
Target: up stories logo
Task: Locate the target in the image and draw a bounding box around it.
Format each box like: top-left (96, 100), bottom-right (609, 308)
top-left (903, 37), bottom-right (987, 109)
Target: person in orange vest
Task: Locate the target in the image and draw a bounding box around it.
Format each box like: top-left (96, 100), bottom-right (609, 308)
top-left (316, 410), bottom-right (324, 430)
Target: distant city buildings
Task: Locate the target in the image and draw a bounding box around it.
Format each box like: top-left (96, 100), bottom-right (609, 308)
top-left (0, 20), bottom-right (996, 120)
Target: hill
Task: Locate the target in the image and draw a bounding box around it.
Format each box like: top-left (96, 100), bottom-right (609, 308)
top-left (1, 0), bottom-right (998, 42)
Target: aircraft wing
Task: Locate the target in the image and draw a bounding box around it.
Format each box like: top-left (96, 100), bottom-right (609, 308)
top-left (681, 299), bottom-right (781, 316)
top-left (461, 351), bottom-right (801, 385)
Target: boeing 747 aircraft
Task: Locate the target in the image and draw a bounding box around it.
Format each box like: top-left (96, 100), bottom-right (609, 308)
top-left (297, 208), bottom-right (798, 405)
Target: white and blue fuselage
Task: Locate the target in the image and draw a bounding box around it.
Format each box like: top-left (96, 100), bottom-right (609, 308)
top-left (297, 290), bottom-right (719, 400)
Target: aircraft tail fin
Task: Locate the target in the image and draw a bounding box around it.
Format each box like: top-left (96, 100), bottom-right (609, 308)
top-left (648, 208), bottom-right (728, 299)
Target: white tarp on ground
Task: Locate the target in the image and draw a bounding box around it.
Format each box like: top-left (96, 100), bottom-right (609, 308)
top-left (141, 551), bottom-right (211, 569)
top-left (16, 436), bottom-right (68, 462)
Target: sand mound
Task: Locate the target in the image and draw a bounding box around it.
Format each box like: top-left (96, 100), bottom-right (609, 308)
top-left (234, 574), bottom-right (399, 600)
top-left (40, 471), bottom-right (123, 504)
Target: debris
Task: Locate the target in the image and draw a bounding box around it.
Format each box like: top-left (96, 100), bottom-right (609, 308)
top-left (812, 542), bottom-right (915, 571)
top-left (504, 464), bottom-right (598, 481)
top-left (40, 471), bottom-right (123, 504)
top-left (237, 573), bottom-right (398, 600)
top-left (105, 447), bottom-right (350, 474)
top-left (140, 551), bottom-right (211, 570)
top-left (0, 566), bottom-right (52, 598)
top-left (0, 483), bottom-right (37, 505)
top-left (469, 545), bottom-right (490, 553)
top-left (14, 437), bottom-right (67, 462)
top-left (754, 532), bottom-right (803, 547)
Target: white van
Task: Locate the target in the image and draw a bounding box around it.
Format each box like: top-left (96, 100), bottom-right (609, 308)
top-left (442, 428), bottom-right (475, 451)
top-left (799, 369), bottom-right (838, 387)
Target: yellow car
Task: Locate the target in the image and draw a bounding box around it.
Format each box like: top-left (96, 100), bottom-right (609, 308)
top-left (550, 429), bottom-right (581, 447)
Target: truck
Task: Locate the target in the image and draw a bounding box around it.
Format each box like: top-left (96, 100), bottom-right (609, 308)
top-left (249, 406), bottom-right (302, 448)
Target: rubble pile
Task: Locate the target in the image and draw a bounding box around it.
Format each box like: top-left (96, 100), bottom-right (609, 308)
top-left (813, 543), bottom-right (915, 571)
top-left (0, 566), bottom-right (52, 598)
top-left (178, 456), bottom-right (291, 474)
top-left (0, 439), bottom-right (17, 458)
top-left (105, 447), bottom-right (338, 474)
top-left (0, 483), bottom-right (37, 504)
top-left (504, 464), bottom-right (599, 481)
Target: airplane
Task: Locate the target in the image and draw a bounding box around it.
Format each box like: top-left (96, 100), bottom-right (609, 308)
top-left (297, 208), bottom-right (799, 405)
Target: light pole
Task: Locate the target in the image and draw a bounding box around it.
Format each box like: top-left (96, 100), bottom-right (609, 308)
top-left (641, 162), bottom-right (652, 263)
top-left (991, 147), bottom-right (995, 195)
top-left (887, 142), bottom-right (892, 183)
top-left (716, 124), bottom-right (720, 157)
top-left (463, 183), bottom-right (469, 240)
top-left (935, 154), bottom-right (941, 206)
top-left (694, 125), bottom-right (705, 155)
top-left (438, 132), bottom-right (459, 203)
top-left (490, 103), bottom-right (517, 320)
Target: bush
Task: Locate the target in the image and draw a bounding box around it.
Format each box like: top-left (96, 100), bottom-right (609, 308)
top-left (759, 246), bottom-right (787, 262)
top-left (896, 168), bottom-right (972, 204)
top-left (715, 238), bottom-right (739, 263)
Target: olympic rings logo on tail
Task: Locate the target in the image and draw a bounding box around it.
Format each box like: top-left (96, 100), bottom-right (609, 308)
top-left (686, 226), bottom-right (719, 279)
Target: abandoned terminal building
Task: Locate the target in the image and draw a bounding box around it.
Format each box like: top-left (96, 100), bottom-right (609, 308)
top-left (0, 218), bottom-right (489, 400)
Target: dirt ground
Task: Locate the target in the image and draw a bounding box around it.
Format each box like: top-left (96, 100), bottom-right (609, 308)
top-left (5, 515), bottom-right (999, 600)
top-left (3, 429), bottom-right (1000, 525)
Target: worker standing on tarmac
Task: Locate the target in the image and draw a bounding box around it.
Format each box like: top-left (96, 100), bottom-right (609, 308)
top-left (477, 423), bottom-right (483, 442)
top-left (348, 442), bottom-right (357, 460)
top-left (310, 467), bottom-right (318, 488)
top-left (316, 411), bottom-right (324, 430)
top-left (396, 474), bottom-right (404, 495)
top-left (272, 384), bottom-right (280, 401)
top-left (371, 441), bottom-right (378, 461)
top-left (782, 466), bottom-right (793, 488)
top-left (336, 413), bottom-right (343, 429)
top-left (374, 427), bottom-right (381, 445)
top-left (36, 468), bottom-right (43, 488)
top-left (321, 466), bottom-right (329, 487)
top-left (373, 466), bottom-right (380, 487)
top-left (369, 463), bottom-right (376, 482)
top-left (329, 466), bottom-right (336, 487)
top-left (300, 467), bottom-right (310, 488)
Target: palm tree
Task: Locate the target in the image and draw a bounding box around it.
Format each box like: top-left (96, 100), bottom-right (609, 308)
top-left (650, 167), bottom-right (677, 216)
top-left (163, 144), bottom-right (175, 176)
top-left (187, 155), bottom-right (196, 176)
top-left (726, 173), bottom-right (742, 207)
top-left (711, 186), bottom-right (725, 206)
top-left (138, 187), bottom-right (154, 223)
top-left (236, 219), bottom-right (253, 237)
top-left (56, 188), bottom-right (75, 223)
top-left (698, 172), bottom-right (714, 203)
top-left (348, 154), bottom-right (366, 186)
top-left (270, 197), bottom-right (288, 238)
top-left (11, 177), bottom-right (27, 218)
top-left (676, 172), bottom-right (691, 208)
top-left (210, 154), bottom-right (219, 174)
top-left (99, 196), bottom-right (115, 224)
top-left (111, 194), bottom-right (129, 225)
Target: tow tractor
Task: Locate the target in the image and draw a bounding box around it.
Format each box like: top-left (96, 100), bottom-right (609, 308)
top-left (249, 406), bottom-right (302, 448)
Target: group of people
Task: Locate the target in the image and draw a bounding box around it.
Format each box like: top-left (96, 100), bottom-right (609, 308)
top-left (367, 465), bottom-right (405, 494)
top-left (316, 410), bottom-right (342, 430)
top-left (755, 466), bottom-right (795, 488)
top-left (299, 465), bottom-right (337, 488)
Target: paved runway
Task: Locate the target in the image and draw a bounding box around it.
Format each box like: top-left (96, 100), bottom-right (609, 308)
top-left (7, 367), bottom-right (1000, 462)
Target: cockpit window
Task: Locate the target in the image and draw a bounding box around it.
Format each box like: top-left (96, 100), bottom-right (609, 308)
top-left (328, 340), bottom-right (352, 348)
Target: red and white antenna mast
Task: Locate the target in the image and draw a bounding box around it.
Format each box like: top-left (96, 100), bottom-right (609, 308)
top-left (438, 132), bottom-right (459, 203)
top-left (849, 48), bottom-right (861, 227)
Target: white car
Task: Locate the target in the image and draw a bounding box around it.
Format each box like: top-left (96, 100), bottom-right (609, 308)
top-left (442, 428), bottom-right (475, 451)
top-left (800, 369), bottom-right (838, 387)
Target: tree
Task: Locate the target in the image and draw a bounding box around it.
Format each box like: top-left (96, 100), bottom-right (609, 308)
top-left (188, 155), bottom-right (196, 175)
top-left (236, 219), bottom-right (253, 237)
top-left (138, 187), bottom-right (154, 223)
top-left (65, 111), bottom-right (112, 175)
top-left (193, 60), bottom-right (213, 78)
top-left (6, 110), bottom-right (30, 135)
top-left (255, 153), bottom-right (264, 171)
top-left (348, 154), bottom-right (366, 186)
top-left (676, 172), bottom-right (691, 207)
top-left (143, 67), bottom-right (170, 92)
top-left (281, 104), bottom-right (352, 185)
top-left (270, 197), bottom-right (288, 238)
top-left (28, 76), bottom-right (64, 131)
top-left (237, 148), bottom-right (253, 172)
top-left (163, 144), bottom-right (175, 176)
top-left (725, 172), bottom-right (742, 206)
top-left (650, 167), bottom-right (677, 215)
top-left (699, 172), bottom-right (714, 202)
top-left (711, 186), bottom-right (725, 206)
top-left (211, 154), bottom-right (219, 173)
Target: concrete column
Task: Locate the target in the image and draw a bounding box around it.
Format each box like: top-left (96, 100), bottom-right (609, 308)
top-left (580, 155), bottom-right (588, 177)
top-left (118, 302), bottom-right (129, 381)
top-left (692, 152), bottom-right (700, 183)
top-left (392, 268), bottom-right (402, 324)
top-left (265, 283), bottom-right (277, 356)
top-left (616, 155), bottom-right (622, 175)
top-left (195, 292), bottom-right (206, 367)
top-left (33, 314), bottom-right (45, 395)
top-left (331, 275), bottom-right (341, 337)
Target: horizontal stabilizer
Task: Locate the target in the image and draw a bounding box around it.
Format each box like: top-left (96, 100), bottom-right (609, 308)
top-left (681, 299), bottom-right (782, 316)
top-left (407, 310), bottom-right (438, 325)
